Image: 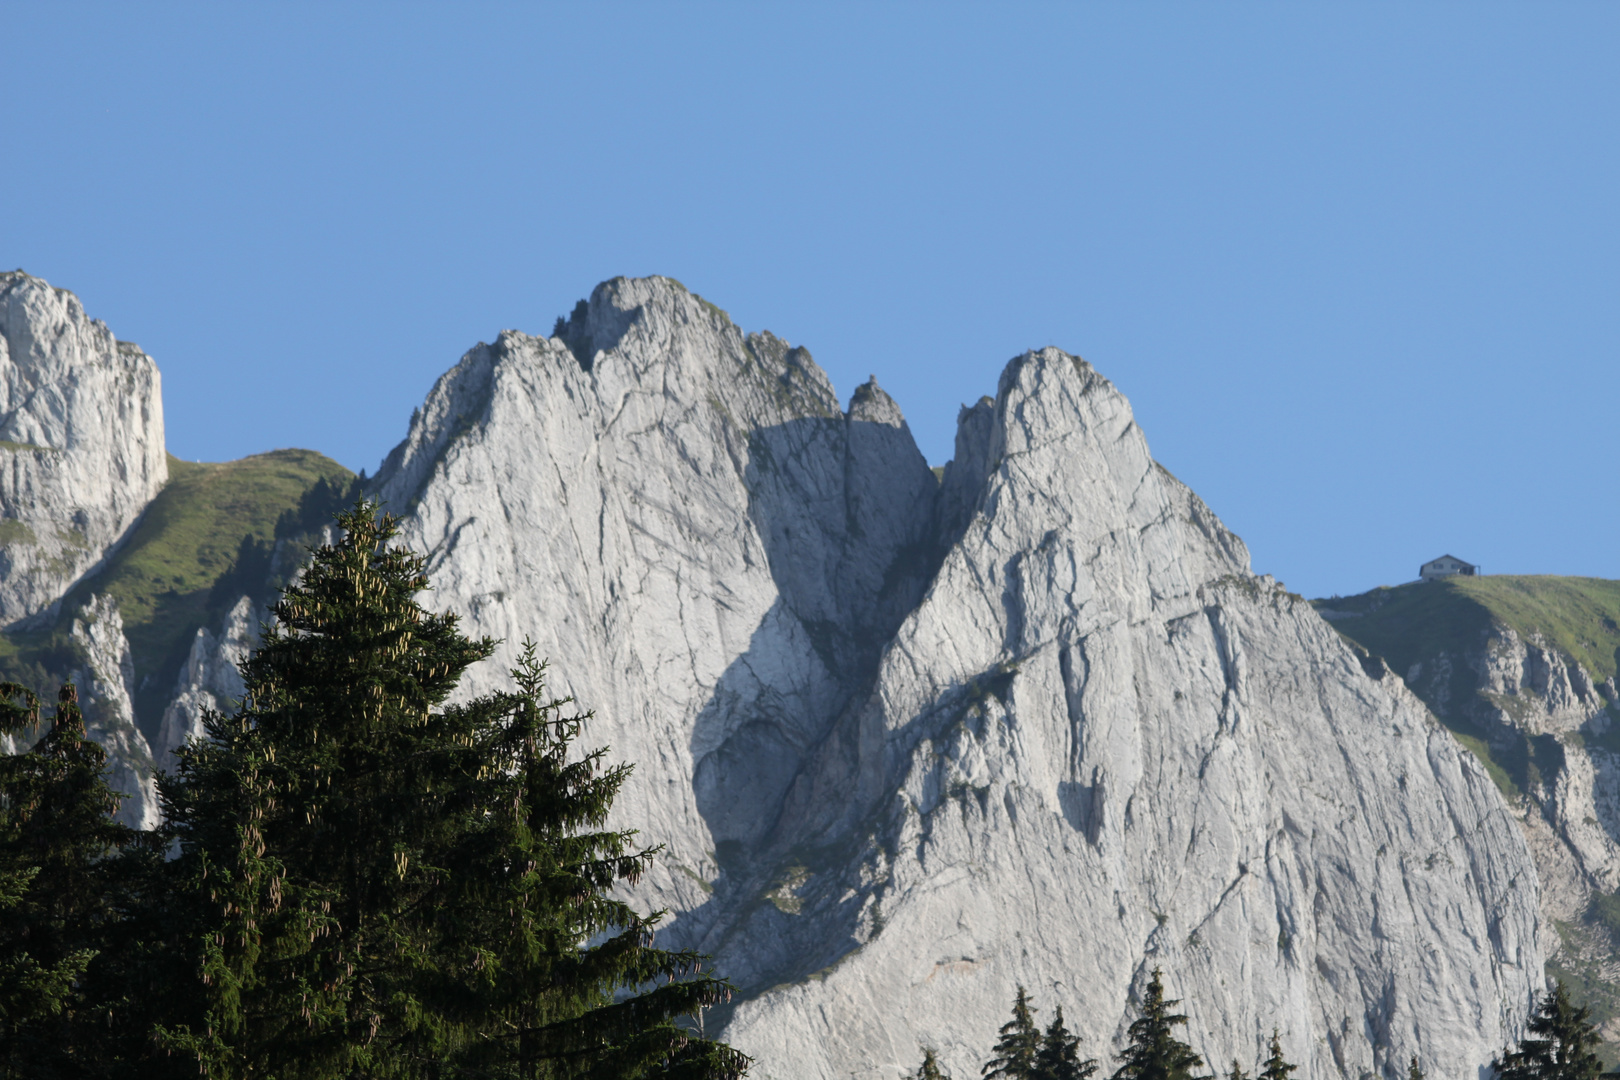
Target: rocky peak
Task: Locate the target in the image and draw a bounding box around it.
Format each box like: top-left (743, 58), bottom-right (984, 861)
top-left (0, 272), bottom-right (166, 625)
top-left (362, 283), bottom-right (1542, 1078)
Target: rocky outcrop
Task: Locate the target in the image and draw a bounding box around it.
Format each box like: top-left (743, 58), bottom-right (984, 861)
top-left (372, 277), bottom-right (1543, 1079)
top-left (0, 273), bottom-right (167, 626)
top-left (68, 594), bottom-right (159, 829)
top-left (156, 594), bottom-right (257, 772)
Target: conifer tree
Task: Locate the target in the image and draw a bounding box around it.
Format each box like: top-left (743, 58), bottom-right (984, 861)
top-left (917, 1047), bottom-right (951, 1080)
top-left (1110, 969), bottom-right (1207, 1080)
top-left (156, 501), bottom-right (747, 1079)
top-left (1495, 982), bottom-right (1602, 1080)
top-left (984, 986), bottom-right (1042, 1080)
top-left (0, 683), bottom-right (137, 1077)
top-left (1036, 1005), bottom-right (1098, 1080)
top-left (1408, 1055), bottom-right (1424, 1080)
top-left (1226, 1062), bottom-right (1250, 1080)
top-left (1256, 1031), bottom-right (1295, 1080)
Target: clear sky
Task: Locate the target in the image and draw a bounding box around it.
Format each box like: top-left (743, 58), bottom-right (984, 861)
top-left (4, 4), bottom-right (1616, 599)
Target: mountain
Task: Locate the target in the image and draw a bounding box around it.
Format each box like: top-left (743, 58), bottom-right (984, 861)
top-left (1318, 576), bottom-right (1620, 1057)
top-left (0, 271), bottom-right (167, 625)
top-left (359, 276), bottom-right (1539, 1078)
top-left (0, 273), bottom-right (1546, 1078)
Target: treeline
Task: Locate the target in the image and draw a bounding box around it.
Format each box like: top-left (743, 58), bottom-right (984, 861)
top-left (917, 975), bottom-right (1298, 1080)
top-left (925, 975), bottom-right (1608, 1080)
top-left (0, 503), bottom-right (746, 1079)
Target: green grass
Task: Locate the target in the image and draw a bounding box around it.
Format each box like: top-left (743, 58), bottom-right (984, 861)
top-left (1316, 576), bottom-right (1620, 684)
top-left (0, 449), bottom-right (352, 739)
top-left (1452, 575), bottom-right (1620, 684)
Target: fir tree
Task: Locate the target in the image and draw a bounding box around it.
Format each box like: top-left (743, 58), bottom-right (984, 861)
top-left (156, 501), bottom-right (747, 1079)
top-left (0, 682), bottom-right (137, 1078)
top-left (1408, 1055), bottom-right (1424, 1080)
top-left (1036, 1005), bottom-right (1098, 1080)
top-left (1256, 1031), bottom-right (1295, 1080)
top-left (1495, 982), bottom-right (1602, 1080)
top-left (1226, 1062), bottom-right (1250, 1080)
top-left (1111, 969), bottom-right (1207, 1080)
top-left (984, 986), bottom-right (1042, 1080)
top-left (917, 1048), bottom-right (951, 1080)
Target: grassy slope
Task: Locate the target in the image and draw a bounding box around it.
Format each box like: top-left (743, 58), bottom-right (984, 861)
top-left (1319, 575), bottom-right (1620, 686)
top-left (90, 450), bottom-right (354, 727)
top-left (0, 449), bottom-right (352, 737)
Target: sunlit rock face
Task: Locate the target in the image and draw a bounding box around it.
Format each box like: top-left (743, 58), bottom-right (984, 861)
top-left (0, 272), bottom-right (167, 626)
top-left (68, 593), bottom-right (159, 830)
top-left (367, 276), bottom-right (1541, 1079)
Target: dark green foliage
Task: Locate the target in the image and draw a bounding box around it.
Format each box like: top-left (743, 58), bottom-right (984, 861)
top-left (1496, 982), bottom-right (1602, 1080)
top-left (1408, 1055), bottom-right (1424, 1080)
top-left (156, 501), bottom-right (746, 1079)
top-left (1036, 1005), bottom-right (1097, 1080)
top-left (1226, 1062), bottom-right (1249, 1080)
top-left (984, 986), bottom-right (1042, 1080)
top-left (1111, 969), bottom-right (1207, 1080)
top-left (917, 1048), bottom-right (951, 1080)
top-left (1256, 1032), bottom-right (1294, 1080)
top-left (0, 682), bottom-right (136, 1078)
top-left (272, 472), bottom-right (366, 543)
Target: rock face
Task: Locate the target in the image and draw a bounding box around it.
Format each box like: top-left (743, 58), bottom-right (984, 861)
top-left (156, 594), bottom-right (257, 774)
top-left (68, 594), bottom-right (160, 830)
top-left (1406, 625), bottom-right (1620, 917)
top-left (0, 272), bottom-right (167, 626)
top-left (371, 276), bottom-right (1543, 1079)
top-left (1325, 599), bottom-right (1620, 1044)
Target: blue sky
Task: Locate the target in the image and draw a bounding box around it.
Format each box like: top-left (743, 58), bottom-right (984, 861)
top-left (4, 4), bottom-right (1616, 599)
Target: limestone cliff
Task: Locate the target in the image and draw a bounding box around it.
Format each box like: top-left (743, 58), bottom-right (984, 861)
top-left (67, 594), bottom-right (160, 829)
top-left (367, 277), bottom-right (1543, 1079)
top-left (1321, 579), bottom-right (1620, 1048)
top-left (0, 273), bottom-right (167, 625)
top-left (156, 594), bottom-right (256, 774)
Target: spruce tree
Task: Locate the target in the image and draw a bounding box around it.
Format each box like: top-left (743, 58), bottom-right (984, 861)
top-left (1226, 1062), bottom-right (1250, 1080)
top-left (156, 501), bottom-right (747, 1079)
top-left (1495, 982), bottom-right (1602, 1080)
top-left (1407, 1055), bottom-right (1424, 1080)
top-left (1111, 969), bottom-right (1207, 1080)
top-left (1256, 1031), bottom-right (1295, 1080)
top-left (1036, 1005), bottom-right (1098, 1080)
top-left (0, 682), bottom-right (137, 1078)
top-left (917, 1048), bottom-right (951, 1080)
top-left (984, 986), bottom-right (1042, 1080)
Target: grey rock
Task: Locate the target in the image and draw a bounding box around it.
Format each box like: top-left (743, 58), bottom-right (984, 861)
top-left (373, 278), bottom-right (940, 926)
top-left (68, 594), bottom-right (159, 830)
top-left (0, 273), bottom-right (167, 626)
top-left (371, 279), bottom-right (1543, 1079)
top-left (156, 594), bottom-right (257, 773)
top-left (1398, 620), bottom-right (1620, 1039)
